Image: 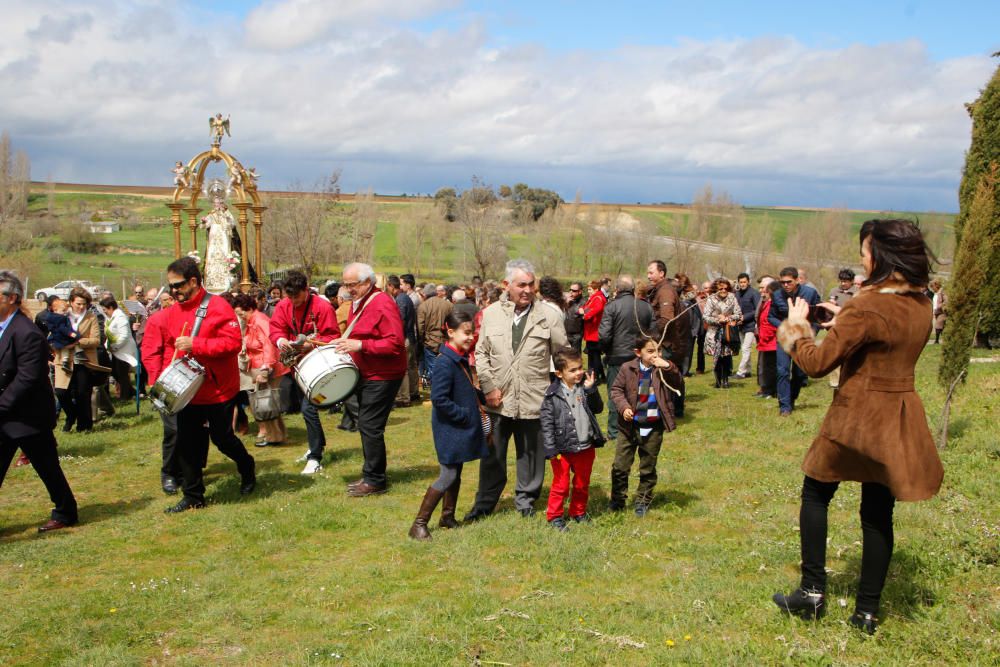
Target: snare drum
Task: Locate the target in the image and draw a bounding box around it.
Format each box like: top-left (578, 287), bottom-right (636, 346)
top-left (294, 347), bottom-right (360, 406)
top-left (149, 356), bottom-right (206, 415)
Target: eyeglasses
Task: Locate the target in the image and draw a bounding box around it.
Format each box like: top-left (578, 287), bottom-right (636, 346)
top-left (570, 288), bottom-right (582, 293)
top-left (168, 280), bottom-right (187, 291)
top-left (343, 281), bottom-right (363, 289)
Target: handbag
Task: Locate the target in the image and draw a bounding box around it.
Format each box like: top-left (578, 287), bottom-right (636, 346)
top-left (723, 322), bottom-right (742, 351)
top-left (249, 383), bottom-right (283, 422)
top-left (459, 363), bottom-right (493, 438)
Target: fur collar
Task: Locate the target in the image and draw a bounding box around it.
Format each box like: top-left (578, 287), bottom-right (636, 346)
top-left (861, 274), bottom-right (926, 296)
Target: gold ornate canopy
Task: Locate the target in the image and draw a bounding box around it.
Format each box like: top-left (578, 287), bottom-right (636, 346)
top-left (167, 117), bottom-right (266, 293)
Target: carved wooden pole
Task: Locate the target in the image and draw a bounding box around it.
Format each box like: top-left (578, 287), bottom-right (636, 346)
top-left (234, 202), bottom-right (252, 292)
top-left (167, 203), bottom-right (184, 258)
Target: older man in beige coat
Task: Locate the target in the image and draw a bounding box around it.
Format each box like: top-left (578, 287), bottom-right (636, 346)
top-left (465, 259), bottom-right (568, 520)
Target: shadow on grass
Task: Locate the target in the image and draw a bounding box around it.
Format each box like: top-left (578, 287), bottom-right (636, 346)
top-left (947, 416), bottom-right (972, 440)
top-left (828, 547), bottom-right (937, 621)
top-left (80, 497), bottom-right (154, 525)
top-left (209, 471), bottom-right (316, 502)
top-left (205, 457), bottom-right (281, 476)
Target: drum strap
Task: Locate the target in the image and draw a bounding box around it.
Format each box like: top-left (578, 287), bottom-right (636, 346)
top-left (191, 293), bottom-right (213, 338)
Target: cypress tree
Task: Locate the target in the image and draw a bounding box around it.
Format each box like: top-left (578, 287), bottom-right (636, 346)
top-left (938, 166), bottom-right (996, 446)
top-left (954, 60), bottom-right (1000, 340)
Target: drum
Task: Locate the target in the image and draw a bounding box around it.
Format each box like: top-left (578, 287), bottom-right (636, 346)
top-left (294, 346), bottom-right (359, 406)
top-left (149, 356), bottom-right (206, 416)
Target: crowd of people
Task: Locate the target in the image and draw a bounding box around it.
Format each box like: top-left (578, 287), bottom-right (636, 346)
top-left (0, 219), bottom-right (950, 634)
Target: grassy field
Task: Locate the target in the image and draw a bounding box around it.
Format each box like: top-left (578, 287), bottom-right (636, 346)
top-left (2, 345), bottom-right (998, 665)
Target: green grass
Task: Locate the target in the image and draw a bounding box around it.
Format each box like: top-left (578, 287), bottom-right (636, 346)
top-left (2, 346), bottom-right (998, 664)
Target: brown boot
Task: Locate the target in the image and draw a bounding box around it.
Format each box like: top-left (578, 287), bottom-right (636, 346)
top-left (408, 486), bottom-right (444, 540)
top-left (439, 478), bottom-right (461, 529)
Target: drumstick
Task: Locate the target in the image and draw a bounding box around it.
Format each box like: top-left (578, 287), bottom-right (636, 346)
top-left (170, 322), bottom-right (189, 363)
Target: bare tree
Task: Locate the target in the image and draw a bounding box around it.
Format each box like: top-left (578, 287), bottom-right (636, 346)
top-left (453, 178), bottom-right (508, 280)
top-left (263, 171), bottom-right (346, 282)
top-left (397, 203), bottom-right (450, 276)
top-left (350, 187), bottom-right (378, 264)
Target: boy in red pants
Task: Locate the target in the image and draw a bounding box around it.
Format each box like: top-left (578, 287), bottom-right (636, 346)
top-left (540, 350), bottom-right (606, 531)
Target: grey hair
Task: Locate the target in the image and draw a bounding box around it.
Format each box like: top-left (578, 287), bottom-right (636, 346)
top-left (505, 259), bottom-right (536, 282)
top-left (452, 289), bottom-right (467, 302)
top-left (616, 275), bottom-right (634, 292)
top-left (0, 271), bottom-right (24, 303)
top-left (344, 262), bottom-right (375, 283)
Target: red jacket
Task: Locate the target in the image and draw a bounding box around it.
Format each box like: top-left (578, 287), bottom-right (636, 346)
top-left (345, 287), bottom-right (406, 381)
top-left (581, 290), bottom-right (608, 343)
top-left (161, 288), bottom-right (243, 405)
top-left (140, 306), bottom-right (172, 384)
top-left (268, 293), bottom-right (340, 347)
top-left (757, 300), bottom-right (777, 352)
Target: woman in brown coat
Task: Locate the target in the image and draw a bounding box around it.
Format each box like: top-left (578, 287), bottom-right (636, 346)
top-left (772, 219), bottom-right (944, 635)
top-left (53, 287), bottom-right (104, 433)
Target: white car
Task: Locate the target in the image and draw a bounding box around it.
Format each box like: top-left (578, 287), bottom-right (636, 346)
top-left (34, 280), bottom-right (104, 302)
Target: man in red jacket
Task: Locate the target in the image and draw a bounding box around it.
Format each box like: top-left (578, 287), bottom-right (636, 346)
top-left (160, 257), bottom-right (256, 513)
top-left (268, 270), bottom-right (340, 474)
top-left (140, 290), bottom-right (183, 494)
top-left (334, 262), bottom-right (406, 497)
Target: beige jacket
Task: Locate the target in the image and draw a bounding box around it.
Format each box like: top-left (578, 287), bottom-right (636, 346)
top-left (475, 299), bottom-right (568, 419)
top-left (53, 312), bottom-right (104, 390)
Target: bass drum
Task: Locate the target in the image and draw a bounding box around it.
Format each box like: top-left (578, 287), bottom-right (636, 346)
top-left (149, 356), bottom-right (206, 416)
top-left (294, 346), bottom-right (360, 407)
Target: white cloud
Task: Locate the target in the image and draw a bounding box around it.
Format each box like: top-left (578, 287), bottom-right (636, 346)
top-left (0, 0), bottom-right (992, 209)
top-left (244, 0), bottom-right (461, 50)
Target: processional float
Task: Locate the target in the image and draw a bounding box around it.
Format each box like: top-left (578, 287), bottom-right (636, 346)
top-left (167, 114), bottom-right (265, 294)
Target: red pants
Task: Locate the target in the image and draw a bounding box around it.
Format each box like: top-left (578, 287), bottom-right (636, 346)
top-left (546, 447), bottom-right (596, 521)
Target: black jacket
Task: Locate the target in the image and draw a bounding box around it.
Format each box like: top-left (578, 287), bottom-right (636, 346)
top-left (598, 290), bottom-right (653, 365)
top-left (0, 310), bottom-right (57, 439)
top-left (540, 380), bottom-right (605, 459)
top-left (564, 295), bottom-right (586, 336)
top-left (735, 287), bottom-right (761, 333)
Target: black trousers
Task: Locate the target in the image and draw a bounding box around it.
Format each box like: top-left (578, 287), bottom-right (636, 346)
top-left (799, 476), bottom-right (896, 614)
top-left (0, 429), bottom-right (78, 524)
top-left (758, 350), bottom-right (777, 396)
top-left (176, 400), bottom-right (255, 503)
top-left (585, 341), bottom-right (605, 381)
top-left (111, 358), bottom-right (135, 400)
top-left (355, 378), bottom-right (402, 486)
top-left (695, 330), bottom-right (706, 373)
top-left (55, 365), bottom-right (93, 431)
top-left (160, 411), bottom-right (180, 481)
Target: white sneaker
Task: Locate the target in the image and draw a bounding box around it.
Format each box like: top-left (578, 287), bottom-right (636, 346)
top-left (295, 449), bottom-right (310, 463)
top-left (301, 459), bottom-right (321, 475)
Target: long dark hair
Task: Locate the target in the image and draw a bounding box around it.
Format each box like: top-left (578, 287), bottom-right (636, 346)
top-left (538, 275), bottom-right (565, 309)
top-left (860, 219), bottom-right (933, 288)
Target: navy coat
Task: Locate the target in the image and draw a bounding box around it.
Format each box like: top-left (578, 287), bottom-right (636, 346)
top-left (0, 310), bottom-right (58, 440)
top-left (430, 344), bottom-right (490, 465)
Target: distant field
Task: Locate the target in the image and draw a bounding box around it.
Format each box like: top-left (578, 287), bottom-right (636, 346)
top-left (15, 183), bottom-right (956, 296)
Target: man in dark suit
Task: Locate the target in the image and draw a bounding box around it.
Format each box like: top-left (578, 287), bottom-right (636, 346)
top-left (0, 271), bottom-right (78, 533)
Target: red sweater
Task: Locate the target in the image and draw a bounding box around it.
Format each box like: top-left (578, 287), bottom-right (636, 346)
top-left (140, 306), bottom-right (172, 384)
top-left (581, 290), bottom-right (608, 343)
top-left (161, 288), bottom-right (242, 405)
top-left (346, 287), bottom-right (406, 381)
top-left (757, 300), bottom-right (777, 352)
top-left (268, 293), bottom-right (340, 347)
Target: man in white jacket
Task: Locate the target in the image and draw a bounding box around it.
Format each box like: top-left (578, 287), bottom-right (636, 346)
top-left (99, 294), bottom-right (138, 401)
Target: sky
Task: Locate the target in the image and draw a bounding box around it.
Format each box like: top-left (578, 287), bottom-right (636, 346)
top-left (2, 0), bottom-right (998, 211)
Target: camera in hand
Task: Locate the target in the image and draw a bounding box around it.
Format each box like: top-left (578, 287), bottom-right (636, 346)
top-left (808, 304), bottom-right (834, 325)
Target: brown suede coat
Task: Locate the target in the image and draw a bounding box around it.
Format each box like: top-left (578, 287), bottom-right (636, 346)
top-left (777, 278), bottom-right (943, 501)
top-left (647, 279), bottom-right (689, 361)
top-left (609, 357), bottom-right (680, 436)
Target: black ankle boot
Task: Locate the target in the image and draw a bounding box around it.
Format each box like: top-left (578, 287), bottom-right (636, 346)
top-left (772, 588), bottom-right (826, 619)
top-left (849, 610), bottom-right (878, 634)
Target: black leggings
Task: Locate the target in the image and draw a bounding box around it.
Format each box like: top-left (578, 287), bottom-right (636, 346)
top-left (713, 355), bottom-right (732, 382)
top-left (799, 476), bottom-right (896, 614)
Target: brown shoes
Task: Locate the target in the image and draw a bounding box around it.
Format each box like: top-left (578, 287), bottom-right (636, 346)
top-left (409, 486), bottom-right (444, 540)
top-left (38, 519), bottom-right (72, 533)
top-left (347, 481), bottom-right (387, 497)
top-left (15, 453), bottom-right (30, 467)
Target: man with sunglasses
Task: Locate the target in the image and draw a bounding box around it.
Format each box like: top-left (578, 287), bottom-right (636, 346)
top-left (563, 282), bottom-right (586, 355)
top-left (160, 257), bottom-right (256, 512)
top-left (767, 266), bottom-right (819, 416)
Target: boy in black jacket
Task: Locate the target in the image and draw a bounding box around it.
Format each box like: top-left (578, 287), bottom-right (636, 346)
top-left (540, 350), bottom-right (605, 531)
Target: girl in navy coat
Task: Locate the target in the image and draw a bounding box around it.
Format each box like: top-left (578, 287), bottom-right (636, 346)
top-left (409, 311), bottom-right (490, 540)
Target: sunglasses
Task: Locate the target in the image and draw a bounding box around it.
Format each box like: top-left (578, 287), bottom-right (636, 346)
top-left (780, 279), bottom-right (795, 285)
top-left (168, 280), bottom-right (188, 291)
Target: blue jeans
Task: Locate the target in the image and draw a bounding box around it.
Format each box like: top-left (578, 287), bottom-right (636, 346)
top-left (605, 363), bottom-right (623, 439)
top-left (420, 346), bottom-right (440, 381)
top-left (776, 345), bottom-right (806, 412)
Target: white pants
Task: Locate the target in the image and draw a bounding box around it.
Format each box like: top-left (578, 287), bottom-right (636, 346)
top-left (738, 331), bottom-right (756, 376)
